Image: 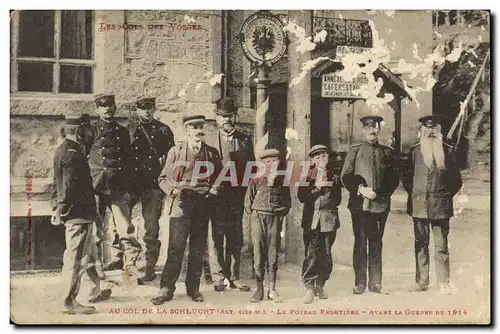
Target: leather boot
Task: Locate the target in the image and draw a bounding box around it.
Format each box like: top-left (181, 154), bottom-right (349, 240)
top-left (137, 266), bottom-right (156, 285)
top-left (250, 281), bottom-right (264, 303)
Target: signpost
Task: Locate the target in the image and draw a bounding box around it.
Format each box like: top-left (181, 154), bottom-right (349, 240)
top-left (321, 73), bottom-right (368, 99)
top-left (239, 10), bottom-right (287, 151)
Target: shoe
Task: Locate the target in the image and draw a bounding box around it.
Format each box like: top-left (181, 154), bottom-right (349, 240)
top-left (353, 285), bottom-right (365, 295)
top-left (250, 282), bottom-right (264, 303)
top-left (267, 289), bottom-right (283, 303)
top-left (137, 267), bottom-right (156, 285)
top-left (151, 288), bottom-right (174, 305)
top-left (230, 280), bottom-right (251, 292)
top-left (214, 278), bottom-right (226, 292)
top-left (369, 284), bottom-right (382, 293)
top-left (88, 288), bottom-right (112, 303)
top-left (103, 259), bottom-right (123, 271)
top-left (204, 275), bottom-right (214, 285)
top-left (316, 285), bottom-right (328, 299)
top-left (303, 287), bottom-right (315, 304)
top-left (188, 291), bottom-right (204, 302)
top-left (408, 283), bottom-right (428, 292)
top-left (62, 304), bottom-right (97, 315)
top-left (438, 282), bottom-right (454, 295)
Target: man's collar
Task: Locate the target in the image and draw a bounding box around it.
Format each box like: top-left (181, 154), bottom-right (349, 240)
top-left (220, 128), bottom-right (236, 138)
top-left (364, 140), bottom-right (379, 147)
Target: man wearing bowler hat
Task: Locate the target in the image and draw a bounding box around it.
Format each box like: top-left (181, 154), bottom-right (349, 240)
top-left (128, 96), bottom-right (175, 285)
top-left (341, 115), bottom-right (400, 294)
top-left (152, 115), bottom-right (222, 304)
top-left (402, 115), bottom-right (462, 295)
top-left (89, 94), bottom-right (142, 277)
top-left (210, 97), bottom-right (254, 292)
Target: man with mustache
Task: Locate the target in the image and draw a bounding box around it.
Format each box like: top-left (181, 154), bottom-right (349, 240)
top-left (402, 115), bottom-right (462, 295)
top-left (152, 115), bottom-right (222, 304)
top-left (89, 94), bottom-right (142, 277)
top-left (210, 97), bottom-right (254, 293)
top-left (341, 115), bottom-right (400, 294)
top-left (128, 96), bottom-right (175, 285)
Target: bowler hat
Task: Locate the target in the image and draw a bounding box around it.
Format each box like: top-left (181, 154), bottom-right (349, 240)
top-left (215, 97), bottom-right (238, 116)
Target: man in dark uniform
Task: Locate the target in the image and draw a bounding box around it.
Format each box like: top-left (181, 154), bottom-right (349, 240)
top-left (128, 96), bottom-right (175, 284)
top-left (298, 145), bottom-right (342, 304)
top-left (89, 94), bottom-right (142, 276)
top-left (402, 115), bottom-right (462, 295)
top-left (152, 115), bottom-right (222, 304)
top-left (52, 115), bottom-right (112, 315)
top-left (341, 115), bottom-right (400, 294)
top-left (210, 97), bottom-right (254, 292)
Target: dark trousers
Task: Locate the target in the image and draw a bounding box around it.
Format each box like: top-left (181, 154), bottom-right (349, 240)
top-left (251, 211), bottom-right (283, 285)
top-left (302, 225), bottom-right (337, 287)
top-left (211, 192), bottom-right (245, 281)
top-left (62, 220), bottom-right (101, 309)
top-left (95, 192), bottom-right (141, 268)
top-left (350, 210), bottom-right (388, 289)
top-left (160, 194), bottom-right (209, 294)
top-left (130, 188), bottom-right (164, 268)
top-left (413, 218), bottom-right (450, 285)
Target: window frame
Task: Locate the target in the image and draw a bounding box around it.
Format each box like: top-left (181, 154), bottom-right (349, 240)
top-left (11, 10), bottom-right (97, 96)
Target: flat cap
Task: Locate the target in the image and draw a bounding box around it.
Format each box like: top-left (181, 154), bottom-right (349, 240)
top-left (135, 96), bottom-right (156, 109)
top-left (94, 94), bottom-right (115, 107)
top-left (183, 115), bottom-right (206, 126)
top-left (308, 144), bottom-right (329, 157)
top-left (418, 114), bottom-right (441, 127)
top-left (215, 97), bottom-right (238, 116)
top-left (64, 114), bottom-right (83, 125)
top-left (258, 148), bottom-right (281, 160)
top-left (360, 115), bottom-right (384, 125)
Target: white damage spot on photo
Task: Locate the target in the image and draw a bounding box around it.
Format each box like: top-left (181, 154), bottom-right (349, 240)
top-left (209, 73), bottom-right (225, 87)
top-left (184, 15), bottom-right (196, 23)
top-left (177, 80), bottom-right (192, 99)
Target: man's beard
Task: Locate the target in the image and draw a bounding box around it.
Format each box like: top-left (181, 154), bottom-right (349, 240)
top-left (221, 122), bottom-right (235, 134)
top-left (420, 126), bottom-right (445, 170)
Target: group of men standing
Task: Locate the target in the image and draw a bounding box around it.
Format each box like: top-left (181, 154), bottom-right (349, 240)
top-left (51, 93), bottom-right (463, 314)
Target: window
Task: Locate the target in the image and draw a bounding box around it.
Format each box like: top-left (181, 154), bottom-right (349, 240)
top-left (11, 10), bottom-right (94, 94)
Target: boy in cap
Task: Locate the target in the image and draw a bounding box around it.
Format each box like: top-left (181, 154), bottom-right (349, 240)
top-left (52, 115), bottom-right (112, 315)
top-left (341, 115), bottom-right (400, 294)
top-left (88, 94), bottom-right (142, 276)
top-left (128, 96), bottom-right (175, 284)
top-left (402, 115), bottom-right (462, 295)
top-left (298, 145), bottom-right (342, 304)
top-left (244, 149), bottom-right (291, 303)
top-left (153, 115), bottom-right (222, 304)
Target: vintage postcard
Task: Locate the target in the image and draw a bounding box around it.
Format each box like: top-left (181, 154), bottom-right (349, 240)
top-left (9, 9), bottom-right (491, 325)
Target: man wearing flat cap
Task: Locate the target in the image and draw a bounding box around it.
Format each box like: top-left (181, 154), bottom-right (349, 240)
top-left (401, 115), bottom-right (462, 295)
top-left (127, 96), bottom-right (175, 285)
top-left (52, 115), bottom-right (112, 315)
top-left (341, 115), bottom-right (400, 294)
top-left (245, 149), bottom-right (291, 303)
top-left (153, 115), bottom-right (222, 304)
top-left (209, 97), bottom-right (255, 293)
top-left (88, 94), bottom-right (142, 277)
top-left (298, 144), bottom-right (342, 304)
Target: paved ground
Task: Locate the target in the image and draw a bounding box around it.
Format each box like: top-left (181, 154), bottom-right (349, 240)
top-left (10, 203), bottom-right (490, 325)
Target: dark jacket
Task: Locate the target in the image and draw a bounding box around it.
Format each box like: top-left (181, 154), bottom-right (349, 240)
top-left (244, 177), bottom-right (291, 217)
top-left (402, 142), bottom-right (463, 219)
top-left (128, 118), bottom-right (175, 193)
top-left (51, 139), bottom-right (97, 223)
top-left (88, 119), bottom-right (131, 195)
top-left (341, 141), bottom-right (400, 213)
top-left (298, 166), bottom-right (342, 232)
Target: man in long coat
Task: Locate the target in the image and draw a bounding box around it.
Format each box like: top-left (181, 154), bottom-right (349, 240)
top-left (402, 115), bottom-right (463, 294)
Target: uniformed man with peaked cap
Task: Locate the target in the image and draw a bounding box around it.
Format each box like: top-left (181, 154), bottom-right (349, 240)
top-left (341, 115), bottom-right (400, 294)
top-left (89, 94), bottom-right (142, 276)
top-left (128, 96), bottom-right (175, 285)
top-left (152, 115), bottom-right (222, 305)
top-left (52, 115), bottom-right (112, 315)
top-left (402, 114), bottom-right (462, 295)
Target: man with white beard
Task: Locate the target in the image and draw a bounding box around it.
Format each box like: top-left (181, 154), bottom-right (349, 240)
top-left (402, 115), bottom-right (463, 295)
